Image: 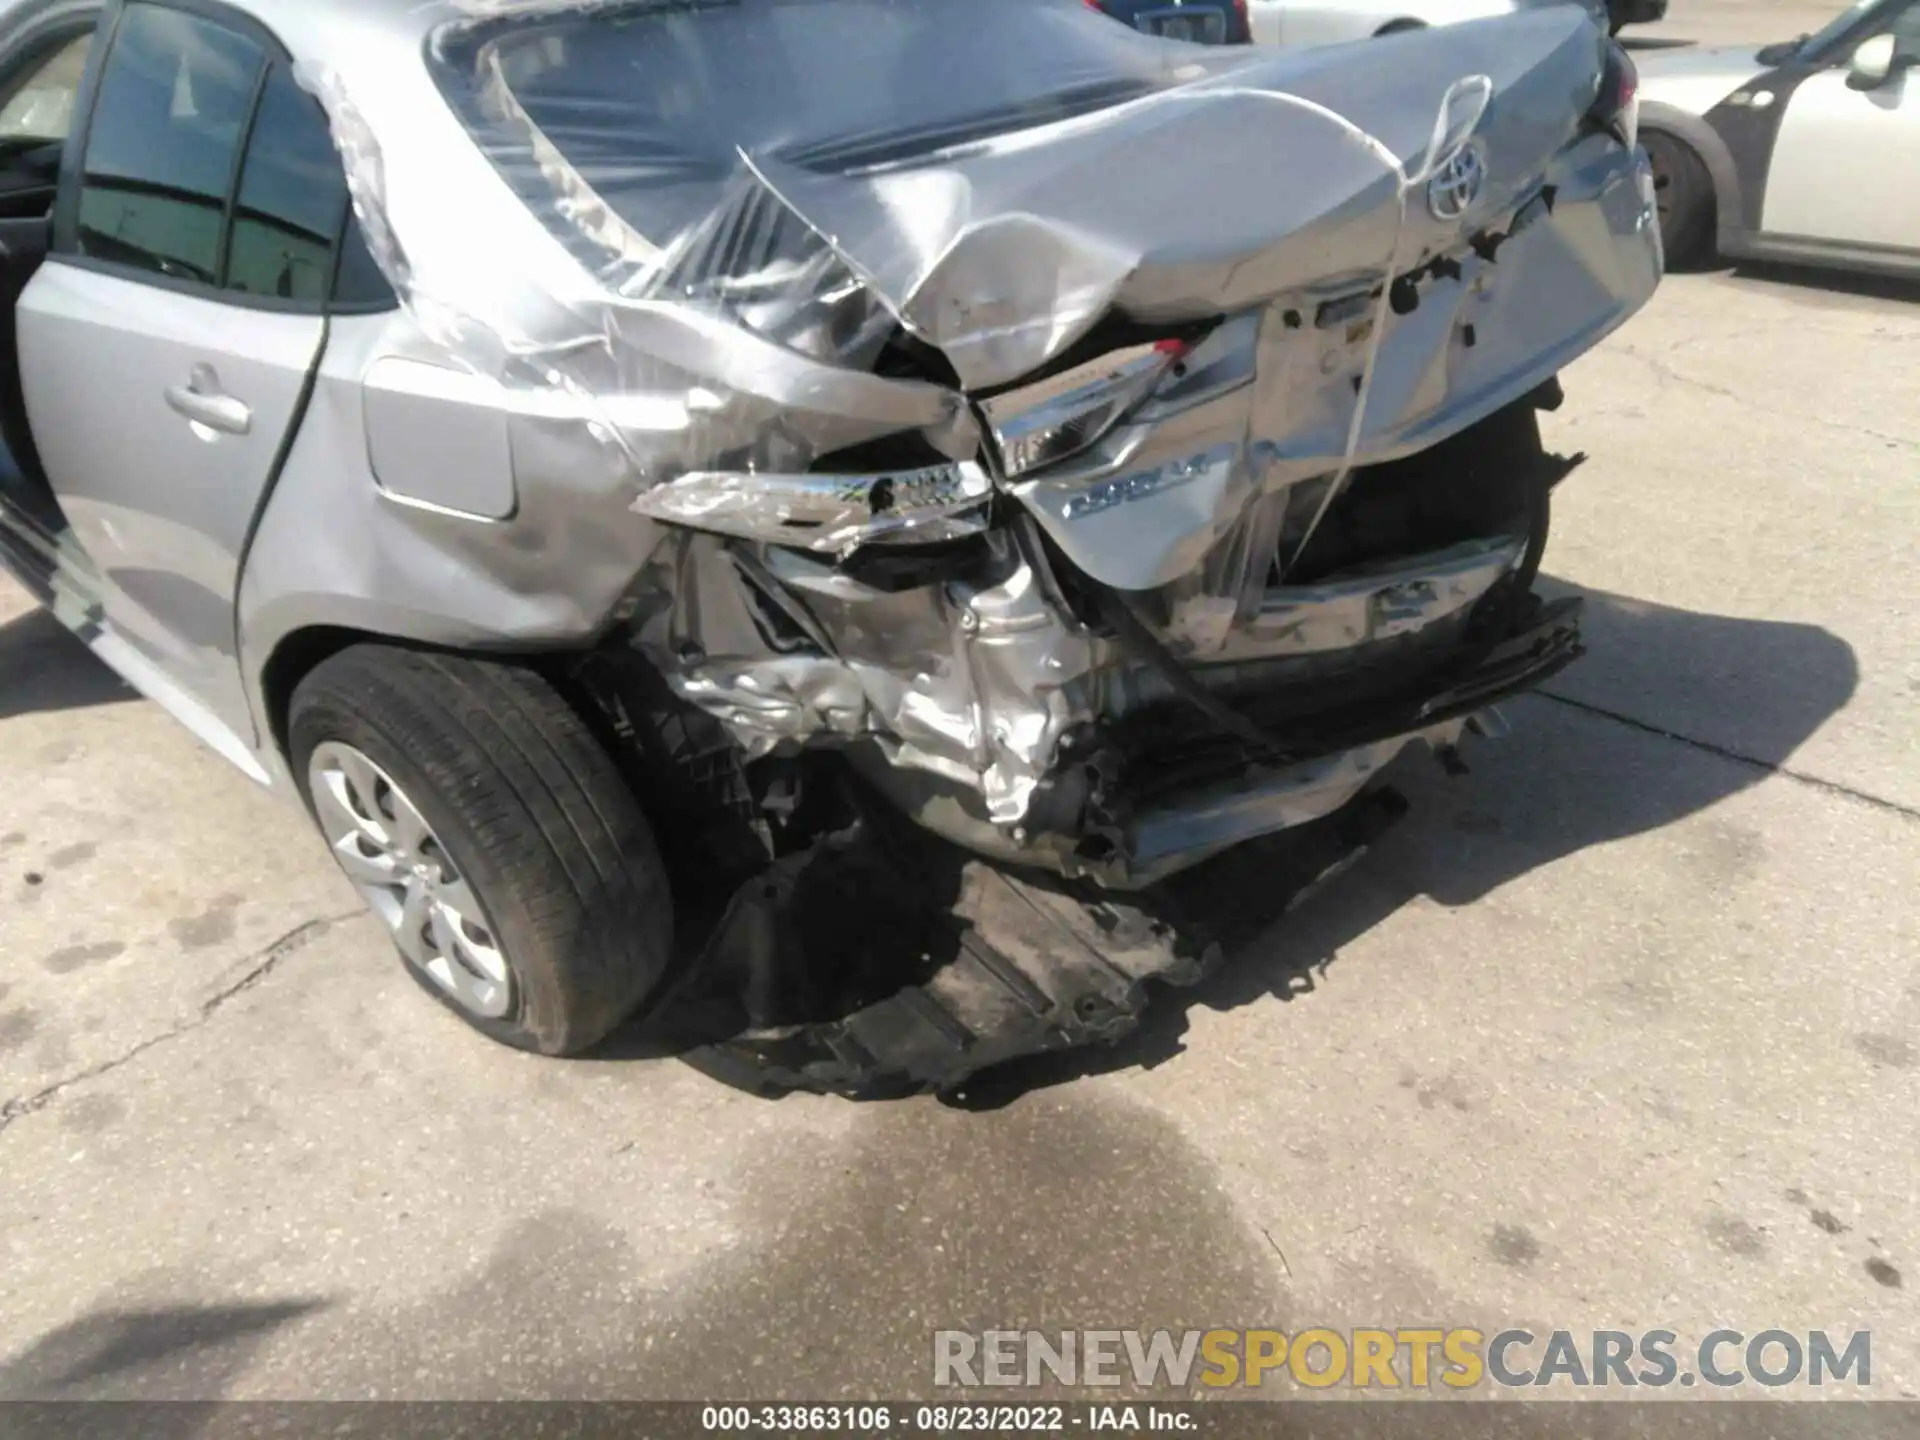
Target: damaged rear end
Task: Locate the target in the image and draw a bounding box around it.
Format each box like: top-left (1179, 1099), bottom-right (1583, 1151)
top-left (370, 0), bottom-right (1658, 899)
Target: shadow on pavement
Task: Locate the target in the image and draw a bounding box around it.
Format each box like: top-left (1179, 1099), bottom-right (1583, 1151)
top-left (0, 1300), bottom-right (326, 1401)
top-left (616, 579), bottom-right (1856, 1104)
top-left (1725, 261), bottom-right (1920, 308)
top-left (934, 579), bottom-right (1856, 1108)
top-left (1532, 576), bottom-right (1866, 772)
top-left (0, 606), bottom-right (134, 721)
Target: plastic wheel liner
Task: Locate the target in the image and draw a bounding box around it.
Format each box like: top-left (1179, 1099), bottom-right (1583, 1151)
top-left (281, 0), bottom-right (1655, 1079)
top-left (663, 784), bottom-right (1420, 1099)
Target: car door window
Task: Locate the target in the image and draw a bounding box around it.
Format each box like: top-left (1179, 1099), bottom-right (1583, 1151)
top-left (331, 211), bottom-right (394, 308)
top-left (75, 4), bottom-right (264, 286)
top-left (225, 62), bottom-right (343, 303)
top-left (1886, 1), bottom-right (1920, 61)
top-left (0, 33), bottom-right (95, 145)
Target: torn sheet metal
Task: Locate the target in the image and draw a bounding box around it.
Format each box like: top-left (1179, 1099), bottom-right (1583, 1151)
top-left (298, 1), bottom-right (1585, 505)
top-left (275, 0), bottom-right (1656, 878)
top-left (626, 530), bottom-right (1104, 826)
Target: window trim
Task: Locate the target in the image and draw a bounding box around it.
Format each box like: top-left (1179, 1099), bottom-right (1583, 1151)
top-left (52, 0), bottom-right (395, 316)
top-left (1880, 0), bottom-right (1920, 57)
top-left (0, 17), bottom-right (102, 145)
top-left (325, 193), bottom-right (398, 316)
top-left (211, 51), bottom-right (272, 293)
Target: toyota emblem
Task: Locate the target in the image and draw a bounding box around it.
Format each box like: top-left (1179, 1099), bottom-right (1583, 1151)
top-left (1427, 140), bottom-right (1487, 222)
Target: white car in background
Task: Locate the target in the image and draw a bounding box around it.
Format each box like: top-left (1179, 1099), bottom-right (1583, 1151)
top-left (1244, 0), bottom-right (1662, 46)
top-left (1636, 0), bottom-right (1920, 276)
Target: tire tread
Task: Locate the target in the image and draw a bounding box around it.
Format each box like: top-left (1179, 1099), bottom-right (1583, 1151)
top-left (289, 646), bottom-right (672, 1055)
top-left (1647, 130), bottom-right (1714, 270)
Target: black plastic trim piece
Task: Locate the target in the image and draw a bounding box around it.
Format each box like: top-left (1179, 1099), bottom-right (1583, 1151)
top-left (227, 315), bottom-right (327, 749)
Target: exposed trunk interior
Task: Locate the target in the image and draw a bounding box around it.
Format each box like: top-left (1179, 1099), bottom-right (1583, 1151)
top-left (1284, 400), bottom-right (1550, 587)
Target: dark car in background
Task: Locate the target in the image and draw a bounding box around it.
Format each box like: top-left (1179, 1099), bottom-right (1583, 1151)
top-left (1089, 0), bottom-right (1660, 46)
top-left (1085, 0), bottom-right (1252, 45)
top-left (1605, 0), bottom-right (1666, 32)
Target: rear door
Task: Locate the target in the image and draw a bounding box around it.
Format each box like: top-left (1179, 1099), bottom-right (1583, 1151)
top-left (17, 0), bottom-right (347, 746)
top-left (1759, 0), bottom-right (1920, 254)
top-left (0, 12), bottom-right (103, 499)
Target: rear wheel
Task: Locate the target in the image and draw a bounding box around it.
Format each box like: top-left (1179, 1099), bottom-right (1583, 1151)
top-left (1642, 130), bottom-right (1715, 269)
top-left (290, 646), bottom-right (674, 1056)
top-left (1375, 18), bottom-right (1426, 34)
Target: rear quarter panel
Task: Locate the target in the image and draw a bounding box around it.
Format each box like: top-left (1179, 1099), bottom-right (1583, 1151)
top-left (235, 308), bottom-right (673, 784)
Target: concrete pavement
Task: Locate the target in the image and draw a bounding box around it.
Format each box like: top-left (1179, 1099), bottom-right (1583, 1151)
top-left (1, 0), bottom-right (1915, 1406)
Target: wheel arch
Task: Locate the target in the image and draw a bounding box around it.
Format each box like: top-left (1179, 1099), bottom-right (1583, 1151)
top-left (255, 618), bottom-right (594, 789)
top-left (1374, 17), bottom-right (1427, 35)
top-left (1639, 102), bottom-right (1746, 254)
top-left (260, 625), bottom-right (378, 782)
top-left (285, 642), bottom-right (677, 1055)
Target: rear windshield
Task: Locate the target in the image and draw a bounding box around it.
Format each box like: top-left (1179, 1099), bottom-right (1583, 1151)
top-left (429, 0), bottom-right (1192, 261)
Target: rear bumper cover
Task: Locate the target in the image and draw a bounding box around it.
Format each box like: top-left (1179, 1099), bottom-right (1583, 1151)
top-left (1070, 595), bottom-right (1584, 886)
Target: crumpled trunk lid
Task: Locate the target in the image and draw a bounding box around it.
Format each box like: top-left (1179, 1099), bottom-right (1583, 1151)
top-left (373, 0), bottom-right (1658, 891)
top-left (747, 7), bottom-right (1612, 392)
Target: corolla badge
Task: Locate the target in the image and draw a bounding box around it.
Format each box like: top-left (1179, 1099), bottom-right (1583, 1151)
top-left (1427, 140), bottom-right (1487, 222)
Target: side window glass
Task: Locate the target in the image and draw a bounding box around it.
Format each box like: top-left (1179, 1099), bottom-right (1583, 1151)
top-left (75, 5), bottom-right (263, 285)
top-left (1889, 3), bottom-right (1920, 60)
top-left (332, 206), bottom-right (396, 308)
top-left (0, 33), bottom-right (95, 145)
top-left (225, 63), bottom-right (343, 303)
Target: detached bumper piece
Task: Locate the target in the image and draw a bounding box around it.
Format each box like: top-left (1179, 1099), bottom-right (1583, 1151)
top-left (660, 594), bottom-right (1578, 1097)
top-left (681, 862), bottom-right (1218, 1099)
top-left (664, 786), bottom-right (1411, 1099)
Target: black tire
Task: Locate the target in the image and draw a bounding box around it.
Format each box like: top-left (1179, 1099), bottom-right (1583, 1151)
top-left (1375, 18), bottom-right (1425, 35)
top-left (1642, 130), bottom-right (1715, 270)
top-left (289, 645), bottom-right (674, 1056)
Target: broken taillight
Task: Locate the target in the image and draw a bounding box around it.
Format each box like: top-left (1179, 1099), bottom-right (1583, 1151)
top-left (1589, 39), bottom-right (1639, 147)
top-left (978, 339), bottom-right (1189, 479)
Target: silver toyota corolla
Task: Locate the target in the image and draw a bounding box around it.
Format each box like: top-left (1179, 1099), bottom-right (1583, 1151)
top-left (0, 0), bottom-right (1658, 1079)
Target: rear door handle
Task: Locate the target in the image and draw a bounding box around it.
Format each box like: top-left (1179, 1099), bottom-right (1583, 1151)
top-left (165, 365), bottom-right (252, 437)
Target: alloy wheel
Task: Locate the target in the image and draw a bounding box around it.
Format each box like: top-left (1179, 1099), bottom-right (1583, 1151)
top-left (308, 741), bottom-right (514, 1019)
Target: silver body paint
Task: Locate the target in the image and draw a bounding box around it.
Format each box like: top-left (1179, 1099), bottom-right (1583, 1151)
top-left (0, 0), bottom-right (1660, 886)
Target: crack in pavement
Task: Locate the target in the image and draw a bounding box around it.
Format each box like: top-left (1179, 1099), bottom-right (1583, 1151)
top-left (1537, 688), bottom-right (1919, 822)
top-left (5, 674), bottom-right (1911, 1142)
top-left (1612, 344), bottom-right (1920, 451)
top-left (0, 911), bottom-right (361, 1138)
top-left (199, 910), bottom-right (362, 1019)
